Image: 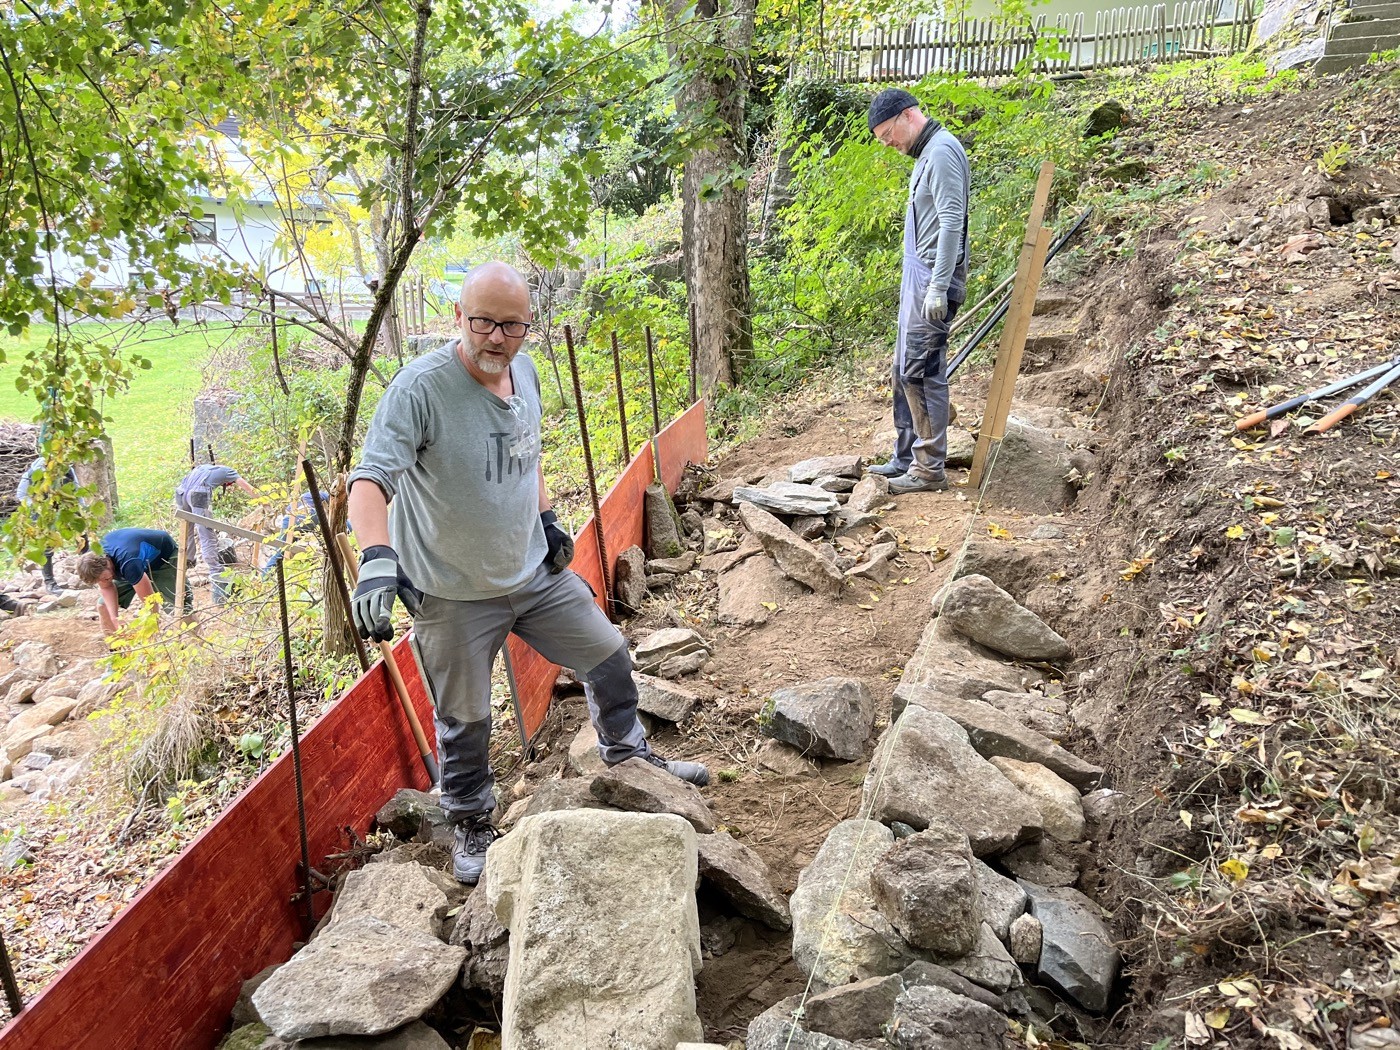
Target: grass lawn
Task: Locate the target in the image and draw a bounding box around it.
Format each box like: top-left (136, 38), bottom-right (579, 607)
top-left (0, 322), bottom-right (242, 527)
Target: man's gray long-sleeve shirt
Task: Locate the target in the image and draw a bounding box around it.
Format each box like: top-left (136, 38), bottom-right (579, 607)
top-left (909, 125), bottom-right (971, 303)
top-left (349, 341), bottom-right (546, 601)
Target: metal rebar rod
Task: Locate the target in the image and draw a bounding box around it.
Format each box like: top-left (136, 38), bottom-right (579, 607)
top-left (0, 926), bottom-right (22, 1017)
top-left (645, 325), bottom-right (662, 437)
top-left (688, 301), bottom-right (699, 405)
top-left (301, 461), bottom-right (371, 672)
top-left (275, 558), bottom-right (317, 937)
top-left (609, 331), bottom-right (630, 464)
top-left (563, 325), bottom-right (612, 617)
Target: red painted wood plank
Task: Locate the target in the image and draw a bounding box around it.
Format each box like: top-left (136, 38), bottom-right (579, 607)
top-left (656, 401), bottom-right (707, 493)
top-left (0, 637), bottom-right (435, 1050)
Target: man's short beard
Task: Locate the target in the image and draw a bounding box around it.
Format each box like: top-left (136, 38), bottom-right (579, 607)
top-left (466, 341), bottom-right (512, 374)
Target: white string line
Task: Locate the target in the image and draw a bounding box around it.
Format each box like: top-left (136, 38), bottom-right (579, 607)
top-left (782, 431), bottom-right (1012, 1044)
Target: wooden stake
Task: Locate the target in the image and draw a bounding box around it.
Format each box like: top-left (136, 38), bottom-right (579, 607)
top-left (173, 518), bottom-right (190, 622)
top-left (969, 161), bottom-right (1056, 489)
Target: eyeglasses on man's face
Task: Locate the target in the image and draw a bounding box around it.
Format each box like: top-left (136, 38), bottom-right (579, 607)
top-left (466, 315), bottom-right (532, 339)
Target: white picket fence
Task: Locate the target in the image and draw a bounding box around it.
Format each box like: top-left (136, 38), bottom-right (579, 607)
top-left (807, 1), bottom-right (1256, 81)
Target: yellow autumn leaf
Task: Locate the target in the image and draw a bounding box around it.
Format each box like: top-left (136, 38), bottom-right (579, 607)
top-left (1229, 708), bottom-right (1271, 725)
top-left (987, 522), bottom-right (1013, 540)
top-left (1225, 524), bottom-right (1246, 540)
top-left (1205, 1007), bottom-right (1231, 1029)
top-left (760, 602), bottom-right (777, 611)
top-left (1220, 858), bottom-right (1250, 883)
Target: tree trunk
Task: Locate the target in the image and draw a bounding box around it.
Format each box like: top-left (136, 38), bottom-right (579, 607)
top-left (670, 0), bottom-right (757, 395)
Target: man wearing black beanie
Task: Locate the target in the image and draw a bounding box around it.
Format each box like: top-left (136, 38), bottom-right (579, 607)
top-left (865, 88), bottom-right (970, 493)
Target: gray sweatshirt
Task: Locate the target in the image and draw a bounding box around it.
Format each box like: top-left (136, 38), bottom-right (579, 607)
top-left (909, 125), bottom-right (971, 303)
top-left (349, 341), bottom-right (546, 601)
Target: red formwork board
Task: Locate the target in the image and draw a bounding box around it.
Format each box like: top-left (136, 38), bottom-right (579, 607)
top-left (0, 638), bottom-right (436, 1050)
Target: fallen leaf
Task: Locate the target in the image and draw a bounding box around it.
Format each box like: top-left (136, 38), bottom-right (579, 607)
top-left (1220, 858), bottom-right (1250, 883)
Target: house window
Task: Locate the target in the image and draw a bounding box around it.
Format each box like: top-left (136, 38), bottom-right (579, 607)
top-left (190, 217), bottom-right (217, 244)
top-left (305, 279), bottom-right (324, 296)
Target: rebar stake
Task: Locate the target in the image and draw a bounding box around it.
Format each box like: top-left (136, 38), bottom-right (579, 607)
top-left (609, 331), bottom-right (630, 464)
top-left (302, 462), bottom-right (370, 672)
top-left (275, 558), bottom-right (317, 937)
top-left (563, 325), bottom-right (612, 617)
top-left (0, 926), bottom-right (22, 1017)
top-left (645, 325), bottom-right (663, 485)
top-left (687, 302), bottom-right (699, 405)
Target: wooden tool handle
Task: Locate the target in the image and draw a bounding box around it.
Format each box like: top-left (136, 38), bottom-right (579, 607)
top-left (1305, 402), bottom-right (1358, 435)
top-left (1235, 409), bottom-right (1269, 431)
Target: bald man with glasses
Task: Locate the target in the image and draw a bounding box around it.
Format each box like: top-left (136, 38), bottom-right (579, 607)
top-left (348, 261), bottom-right (709, 885)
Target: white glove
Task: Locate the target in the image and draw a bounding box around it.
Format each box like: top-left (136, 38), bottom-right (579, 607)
top-left (922, 284), bottom-right (948, 324)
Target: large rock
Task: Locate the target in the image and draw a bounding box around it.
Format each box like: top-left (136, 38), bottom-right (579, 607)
top-left (634, 673), bottom-right (700, 723)
top-left (644, 483), bottom-right (686, 559)
top-left (747, 996), bottom-right (860, 1050)
top-left (698, 533), bottom-right (761, 574)
top-left (898, 621), bottom-right (1035, 702)
top-left (72, 677), bottom-right (122, 719)
top-left (522, 778), bottom-right (614, 819)
top-left (980, 417), bottom-right (1093, 514)
top-left (938, 921), bottom-right (1022, 994)
top-left (900, 960), bottom-right (1004, 1010)
top-left (790, 456), bottom-right (865, 483)
top-left (933, 575), bottom-right (1071, 661)
top-left (12, 641), bottom-right (58, 678)
top-left (485, 810), bottom-right (703, 1049)
top-left (327, 862), bottom-right (448, 937)
top-left (733, 482), bottom-right (840, 517)
top-left (31, 661), bottom-right (97, 703)
top-left (870, 828), bottom-right (980, 955)
top-left (886, 984), bottom-right (1008, 1050)
top-left (802, 974), bottom-right (903, 1042)
top-left (251, 915), bottom-right (466, 1040)
top-left (567, 724), bottom-right (606, 777)
top-left (1022, 881), bottom-right (1120, 1013)
top-left (717, 555), bottom-right (803, 627)
top-left (789, 819), bottom-right (916, 990)
top-left (4, 723), bottom-right (55, 763)
top-left (2, 679), bottom-right (41, 707)
top-left (946, 426), bottom-right (976, 468)
top-left (375, 788), bottom-right (448, 840)
top-left (980, 689), bottom-right (1071, 739)
top-left (589, 757), bottom-right (716, 832)
top-left (697, 830), bottom-right (791, 930)
top-left (738, 502), bottom-right (846, 598)
top-left (847, 474), bottom-right (890, 514)
top-left (893, 685), bottom-right (1102, 790)
top-left (973, 859), bottom-right (1028, 941)
top-left (861, 707), bottom-right (1043, 856)
top-left (450, 879), bottom-right (510, 998)
top-left (760, 678), bottom-right (874, 761)
top-left (1003, 839), bottom-right (1081, 888)
top-left (613, 545), bottom-right (649, 616)
top-left (6, 696), bottom-right (78, 736)
top-left (647, 552), bottom-right (697, 575)
top-left (990, 757), bottom-right (1085, 841)
top-left (633, 628), bottom-right (709, 678)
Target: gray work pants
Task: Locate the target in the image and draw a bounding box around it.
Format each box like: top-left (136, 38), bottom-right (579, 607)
top-left (412, 563), bottom-right (649, 824)
top-left (898, 299), bottom-right (960, 481)
top-left (173, 487), bottom-right (227, 603)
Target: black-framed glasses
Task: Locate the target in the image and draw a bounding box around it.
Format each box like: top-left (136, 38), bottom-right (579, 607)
top-left (467, 316), bottom-right (531, 338)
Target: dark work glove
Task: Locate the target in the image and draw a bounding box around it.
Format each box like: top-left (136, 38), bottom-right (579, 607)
top-left (541, 510), bottom-right (574, 574)
top-left (352, 545), bottom-right (423, 642)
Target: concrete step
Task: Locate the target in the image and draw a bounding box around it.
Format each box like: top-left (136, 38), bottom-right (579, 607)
top-left (1315, 53), bottom-right (1373, 72)
top-left (1344, 2), bottom-right (1400, 18)
top-left (1324, 32), bottom-right (1398, 54)
top-left (1331, 14), bottom-right (1400, 38)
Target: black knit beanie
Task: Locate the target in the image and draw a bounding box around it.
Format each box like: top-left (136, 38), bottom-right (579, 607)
top-left (867, 88), bottom-right (919, 132)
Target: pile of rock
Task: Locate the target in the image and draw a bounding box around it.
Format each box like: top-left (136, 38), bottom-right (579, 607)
top-left (611, 483), bottom-right (708, 617)
top-left (753, 575), bottom-right (1123, 1047)
top-left (674, 456), bottom-right (913, 629)
top-left (0, 641), bottom-right (115, 810)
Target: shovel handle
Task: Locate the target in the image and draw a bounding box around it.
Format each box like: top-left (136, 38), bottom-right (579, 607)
top-left (1235, 409), bottom-right (1270, 431)
top-left (337, 532), bottom-right (439, 785)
